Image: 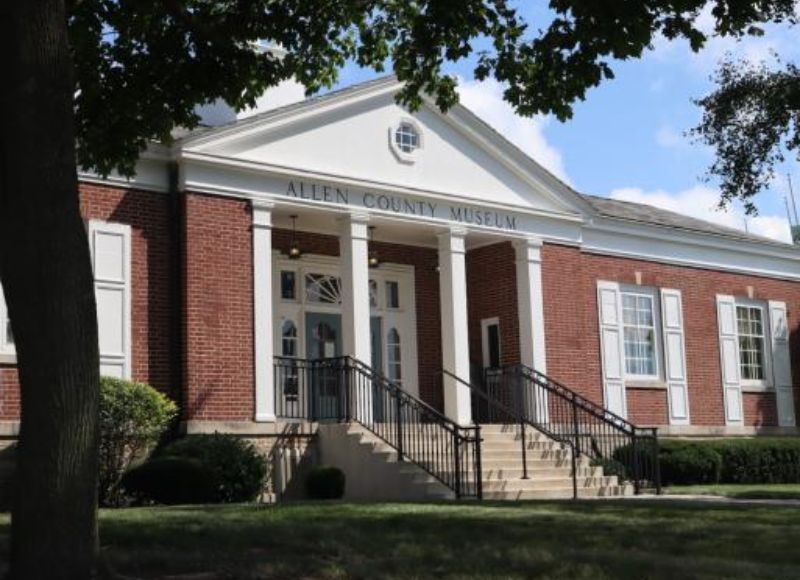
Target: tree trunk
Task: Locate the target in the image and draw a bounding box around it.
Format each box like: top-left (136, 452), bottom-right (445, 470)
top-left (0, 1), bottom-right (101, 578)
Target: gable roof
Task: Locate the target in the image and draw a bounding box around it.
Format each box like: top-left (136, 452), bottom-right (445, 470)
top-left (582, 193), bottom-right (791, 247)
top-left (179, 75), bottom-right (793, 250)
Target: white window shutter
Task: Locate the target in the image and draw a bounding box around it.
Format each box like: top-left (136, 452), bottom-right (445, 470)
top-left (768, 301), bottom-right (796, 427)
top-left (716, 294), bottom-right (743, 425)
top-left (597, 281), bottom-right (627, 418)
top-left (660, 289), bottom-right (690, 425)
top-left (89, 220), bottom-right (132, 380)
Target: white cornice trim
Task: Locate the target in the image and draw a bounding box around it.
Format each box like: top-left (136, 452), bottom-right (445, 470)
top-left (179, 152), bottom-right (585, 224)
top-left (586, 217), bottom-right (800, 262)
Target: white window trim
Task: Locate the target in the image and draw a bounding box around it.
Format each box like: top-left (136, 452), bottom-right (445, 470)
top-left (620, 286), bottom-right (663, 383)
top-left (0, 284), bottom-right (16, 364)
top-left (388, 117), bottom-right (423, 164)
top-left (735, 298), bottom-right (773, 391)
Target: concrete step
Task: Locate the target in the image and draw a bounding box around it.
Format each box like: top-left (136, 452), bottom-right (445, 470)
top-left (481, 466), bottom-right (602, 480)
top-left (482, 484), bottom-right (633, 500)
top-left (481, 475), bottom-right (619, 492)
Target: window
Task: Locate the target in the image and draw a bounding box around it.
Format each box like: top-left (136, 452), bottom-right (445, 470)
top-left (622, 292), bottom-right (658, 377)
top-left (737, 305), bottom-right (766, 381)
top-left (305, 273), bottom-right (342, 304)
top-left (369, 279), bottom-right (378, 308)
top-left (394, 122), bottom-right (419, 154)
top-left (385, 281), bottom-right (400, 309)
top-left (0, 285), bottom-right (14, 356)
top-left (281, 320), bottom-right (299, 396)
top-left (387, 328), bottom-right (402, 385)
top-left (280, 271), bottom-right (296, 301)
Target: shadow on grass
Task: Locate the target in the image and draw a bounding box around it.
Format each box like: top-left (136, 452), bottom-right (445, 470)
top-left (1, 500), bottom-right (774, 579)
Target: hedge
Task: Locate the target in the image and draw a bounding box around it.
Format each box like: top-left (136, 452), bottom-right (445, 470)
top-left (657, 438), bottom-right (800, 486)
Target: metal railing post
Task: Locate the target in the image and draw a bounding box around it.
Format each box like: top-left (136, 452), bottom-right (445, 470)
top-left (520, 420), bottom-right (529, 479)
top-left (572, 397), bottom-right (581, 457)
top-left (474, 425), bottom-right (483, 500)
top-left (396, 394), bottom-right (404, 462)
top-left (453, 429), bottom-right (462, 499)
top-left (653, 428), bottom-right (661, 495)
top-left (631, 433), bottom-right (641, 495)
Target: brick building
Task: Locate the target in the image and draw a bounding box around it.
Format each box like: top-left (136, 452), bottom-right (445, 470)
top-left (1, 76), bottom-right (798, 499)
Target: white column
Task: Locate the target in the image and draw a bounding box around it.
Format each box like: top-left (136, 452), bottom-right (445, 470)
top-left (438, 228), bottom-right (472, 425)
top-left (340, 213), bottom-right (372, 423)
top-left (514, 237), bottom-right (547, 373)
top-left (339, 212), bottom-right (372, 362)
top-left (253, 201), bottom-right (276, 422)
top-left (515, 237), bottom-right (548, 423)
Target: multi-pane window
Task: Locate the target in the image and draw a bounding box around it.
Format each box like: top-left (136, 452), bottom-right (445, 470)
top-left (737, 305), bottom-right (766, 381)
top-left (395, 122), bottom-right (419, 154)
top-left (280, 271), bottom-right (296, 301)
top-left (369, 279), bottom-right (378, 308)
top-left (622, 292), bottom-right (657, 377)
top-left (281, 320), bottom-right (299, 396)
top-left (386, 281), bottom-right (400, 309)
top-left (305, 274), bottom-right (342, 304)
top-left (387, 328), bottom-right (402, 385)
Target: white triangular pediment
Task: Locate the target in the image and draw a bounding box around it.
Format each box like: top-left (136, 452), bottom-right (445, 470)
top-left (184, 80), bottom-right (586, 217)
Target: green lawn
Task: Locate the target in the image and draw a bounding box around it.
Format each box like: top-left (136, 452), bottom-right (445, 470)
top-left (664, 483), bottom-right (800, 500)
top-left (2, 500), bottom-right (800, 579)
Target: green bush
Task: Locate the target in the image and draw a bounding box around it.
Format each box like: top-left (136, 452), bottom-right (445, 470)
top-left (659, 441), bottom-right (722, 485)
top-left (306, 466), bottom-right (346, 499)
top-left (653, 438), bottom-right (800, 486)
top-left (590, 457), bottom-right (628, 480)
top-left (99, 376), bottom-right (177, 506)
top-left (710, 438), bottom-right (800, 484)
top-left (160, 433), bottom-right (267, 502)
top-left (121, 456), bottom-right (219, 505)
top-left (611, 438), bottom-right (659, 483)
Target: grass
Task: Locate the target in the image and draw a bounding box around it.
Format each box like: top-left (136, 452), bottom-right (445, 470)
top-left (1, 500), bottom-right (800, 579)
top-left (664, 483), bottom-right (800, 500)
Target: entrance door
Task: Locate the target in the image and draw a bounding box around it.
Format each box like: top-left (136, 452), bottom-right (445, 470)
top-left (306, 313), bottom-right (342, 419)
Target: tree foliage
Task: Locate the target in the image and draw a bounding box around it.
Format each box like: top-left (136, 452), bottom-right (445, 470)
top-left (692, 56), bottom-right (800, 214)
top-left (68, 0), bottom-right (798, 180)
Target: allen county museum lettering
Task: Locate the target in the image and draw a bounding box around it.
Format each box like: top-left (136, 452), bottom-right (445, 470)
top-left (285, 180), bottom-right (518, 231)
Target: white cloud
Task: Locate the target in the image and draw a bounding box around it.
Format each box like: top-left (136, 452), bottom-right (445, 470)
top-left (609, 185), bottom-right (792, 243)
top-left (458, 77), bottom-right (570, 183)
top-left (655, 125), bottom-right (684, 149)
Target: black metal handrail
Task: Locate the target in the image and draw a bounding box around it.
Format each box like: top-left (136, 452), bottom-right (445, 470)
top-left (274, 356), bottom-right (483, 499)
top-left (443, 369), bottom-right (580, 499)
top-left (486, 364), bottom-right (661, 494)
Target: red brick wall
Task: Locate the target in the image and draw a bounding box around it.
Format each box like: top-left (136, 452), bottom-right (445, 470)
top-left (466, 242), bottom-right (520, 370)
top-left (272, 229), bottom-right (443, 409)
top-left (2, 182), bottom-right (175, 420)
top-left (542, 243), bottom-right (800, 427)
top-left (182, 193), bottom-right (254, 421)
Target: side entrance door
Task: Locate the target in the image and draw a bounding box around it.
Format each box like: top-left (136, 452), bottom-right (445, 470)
top-left (305, 312), bottom-right (342, 419)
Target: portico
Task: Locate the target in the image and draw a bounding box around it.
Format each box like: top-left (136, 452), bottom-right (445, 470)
top-left (248, 195), bottom-right (549, 426)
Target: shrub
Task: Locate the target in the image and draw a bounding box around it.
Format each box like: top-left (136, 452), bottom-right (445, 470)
top-left (160, 433), bottom-right (267, 502)
top-left (121, 456), bottom-right (219, 505)
top-left (611, 438), bottom-right (659, 483)
top-left (590, 457), bottom-right (627, 480)
top-left (99, 377), bottom-right (177, 506)
top-left (710, 438), bottom-right (800, 484)
top-left (659, 441), bottom-right (722, 485)
top-left (306, 466), bottom-right (346, 499)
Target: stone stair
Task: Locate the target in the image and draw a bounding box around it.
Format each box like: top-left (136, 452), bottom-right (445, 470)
top-left (476, 425), bottom-right (633, 500)
top-left (316, 423), bottom-right (455, 501)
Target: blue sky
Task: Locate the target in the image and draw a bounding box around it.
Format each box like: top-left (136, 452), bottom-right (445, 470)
top-left (330, 4), bottom-right (800, 242)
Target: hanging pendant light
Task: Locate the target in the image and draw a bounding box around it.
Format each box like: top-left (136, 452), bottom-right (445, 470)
top-left (368, 225), bottom-right (380, 269)
top-left (288, 214), bottom-right (302, 260)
